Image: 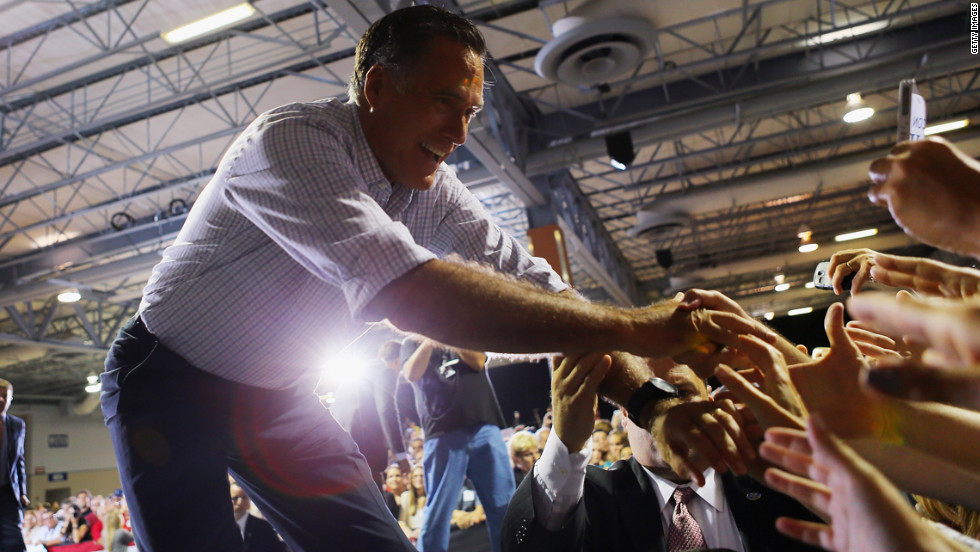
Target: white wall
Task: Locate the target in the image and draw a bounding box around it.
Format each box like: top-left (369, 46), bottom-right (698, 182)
top-left (11, 401), bottom-right (117, 474)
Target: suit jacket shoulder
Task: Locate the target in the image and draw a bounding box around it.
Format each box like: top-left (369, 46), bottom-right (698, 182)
top-left (243, 514), bottom-right (286, 552)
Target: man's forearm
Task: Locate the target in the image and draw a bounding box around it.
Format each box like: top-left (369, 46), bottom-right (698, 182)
top-left (368, 259), bottom-right (683, 357)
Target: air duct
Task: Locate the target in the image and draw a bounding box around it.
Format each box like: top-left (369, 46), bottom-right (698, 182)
top-left (534, 0), bottom-right (655, 86)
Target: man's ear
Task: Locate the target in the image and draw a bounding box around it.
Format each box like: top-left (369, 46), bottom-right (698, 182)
top-left (362, 64), bottom-right (390, 111)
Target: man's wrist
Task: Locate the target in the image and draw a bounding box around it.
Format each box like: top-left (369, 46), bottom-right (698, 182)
top-left (625, 378), bottom-right (681, 428)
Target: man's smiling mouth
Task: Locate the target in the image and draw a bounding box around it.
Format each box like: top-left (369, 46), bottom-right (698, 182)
top-left (421, 142), bottom-right (448, 162)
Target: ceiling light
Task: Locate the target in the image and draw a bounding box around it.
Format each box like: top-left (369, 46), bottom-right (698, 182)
top-left (806, 20), bottom-right (889, 46)
top-left (162, 3), bottom-right (256, 44)
top-left (797, 227), bottom-right (818, 253)
top-left (774, 273), bottom-right (786, 284)
top-left (57, 289), bottom-right (81, 303)
top-left (788, 306), bottom-right (814, 316)
top-left (843, 93), bottom-right (874, 123)
top-left (835, 228), bottom-right (878, 242)
top-left (86, 374), bottom-right (99, 385)
top-left (85, 383), bottom-right (102, 393)
top-left (924, 119), bottom-right (969, 136)
top-left (605, 131), bottom-right (636, 170)
top-left (805, 281), bottom-right (816, 289)
top-left (763, 312), bottom-right (775, 321)
top-left (774, 283), bottom-right (791, 292)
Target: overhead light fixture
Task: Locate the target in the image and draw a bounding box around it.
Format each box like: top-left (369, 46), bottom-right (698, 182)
top-left (775, 283), bottom-right (791, 292)
top-left (924, 119), bottom-right (969, 136)
top-left (763, 312), bottom-right (775, 321)
top-left (806, 20), bottom-right (889, 46)
top-left (805, 281), bottom-right (816, 289)
top-left (87, 374), bottom-right (99, 385)
top-left (85, 383), bottom-right (102, 393)
top-left (57, 289), bottom-right (81, 303)
top-left (162, 3), bottom-right (256, 44)
top-left (835, 228), bottom-right (878, 242)
top-left (843, 93), bottom-right (874, 123)
top-left (774, 273), bottom-right (786, 284)
top-left (605, 131), bottom-right (635, 170)
top-left (797, 225), bottom-right (818, 253)
top-left (788, 306), bottom-right (814, 316)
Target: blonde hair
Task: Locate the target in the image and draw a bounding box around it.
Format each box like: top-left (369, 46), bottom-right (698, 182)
top-left (916, 496), bottom-right (980, 539)
top-left (406, 464), bottom-right (426, 518)
top-left (508, 431), bottom-right (539, 458)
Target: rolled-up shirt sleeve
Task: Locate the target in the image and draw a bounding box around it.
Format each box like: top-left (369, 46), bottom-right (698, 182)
top-left (431, 173), bottom-right (567, 294)
top-left (531, 428), bottom-right (592, 531)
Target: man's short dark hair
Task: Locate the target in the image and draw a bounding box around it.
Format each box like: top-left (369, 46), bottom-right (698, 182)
top-left (348, 5), bottom-right (487, 104)
top-left (378, 340), bottom-right (402, 363)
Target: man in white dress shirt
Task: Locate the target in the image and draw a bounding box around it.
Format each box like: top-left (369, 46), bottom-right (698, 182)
top-left (502, 355), bottom-right (821, 552)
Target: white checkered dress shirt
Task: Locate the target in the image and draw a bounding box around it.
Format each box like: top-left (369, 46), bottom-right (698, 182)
top-left (139, 99), bottom-right (566, 389)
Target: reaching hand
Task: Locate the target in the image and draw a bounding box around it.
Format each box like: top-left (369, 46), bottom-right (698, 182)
top-left (760, 419), bottom-right (952, 552)
top-left (729, 334), bottom-right (808, 418)
top-left (862, 362), bottom-right (980, 410)
top-left (870, 253), bottom-right (980, 299)
top-left (552, 352), bottom-right (612, 453)
top-left (868, 137), bottom-right (980, 259)
top-left (656, 397), bottom-right (755, 486)
top-left (826, 249), bottom-right (878, 296)
top-left (848, 292), bottom-right (980, 366)
top-left (786, 304), bottom-right (889, 440)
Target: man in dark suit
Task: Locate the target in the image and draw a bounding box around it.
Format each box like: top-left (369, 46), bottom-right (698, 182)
top-left (502, 356), bottom-right (819, 552)
top-left (231, 483), bottom-right (287, 552)
top-left (0, 378), bottom-right (29, 552)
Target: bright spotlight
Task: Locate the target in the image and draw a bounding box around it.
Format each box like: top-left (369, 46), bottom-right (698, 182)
top-left (319, 351), bottom-right (367, 389)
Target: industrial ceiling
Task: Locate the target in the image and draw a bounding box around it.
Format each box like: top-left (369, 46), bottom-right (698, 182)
top-left (0, 0), bottom-right (977, 402)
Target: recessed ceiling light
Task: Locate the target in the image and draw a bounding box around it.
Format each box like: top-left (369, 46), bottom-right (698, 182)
top-left (162, 3), bottom-right (256, 45)
top-left (798, 242), bottom-right (819, 253)
top-left (57, 289), bottom-right (81, 303)
top-left (788, 307), bottom-right (814, 316)
top-left (924, 119), bottom-right (969, 136)
top-left (806, 20), bottom-right (889, 46)
top-left (775, 283), bottom-right (791, 292)
top-left (835, 228), bottom-right (878, 242)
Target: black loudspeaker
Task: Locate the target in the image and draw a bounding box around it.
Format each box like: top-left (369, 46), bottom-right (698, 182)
top-left (605, 131), bottom-right (636, 168)
top-left (655, 248), bottom-right (673, 269)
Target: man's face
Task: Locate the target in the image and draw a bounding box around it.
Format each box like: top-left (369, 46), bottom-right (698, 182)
top-left (76, 492), bottom-right (89, 508)
top-left (230, 487), bottom-right (250, 519)
top-left (362, 35), bottom-right (484, 191)
top-left (0, 385), bottom-right (11, 415)
top-left (42, 513), bottom-right (57, 528)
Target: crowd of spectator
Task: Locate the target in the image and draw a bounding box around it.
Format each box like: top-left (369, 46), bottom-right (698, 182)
top-left (21, 488), bottom-right (133, 552)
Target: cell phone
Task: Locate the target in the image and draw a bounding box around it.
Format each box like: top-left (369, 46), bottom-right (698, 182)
top-left (813, 260), bottom-right (855, 291)
top-left (897, 79), bottom-right (926, 142)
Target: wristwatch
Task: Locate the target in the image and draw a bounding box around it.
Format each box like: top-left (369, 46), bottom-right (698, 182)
top-left (625, 378), bottom-right (681, 426)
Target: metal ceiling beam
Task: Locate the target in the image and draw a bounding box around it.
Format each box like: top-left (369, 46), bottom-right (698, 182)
top-left (522, 15), bottom-right (972, 177)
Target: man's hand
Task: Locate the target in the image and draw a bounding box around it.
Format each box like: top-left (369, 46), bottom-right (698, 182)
top-left (20, 495), bottom-right (29, 508)
top-left (826, 249), bottom-right (878, 296)
top-left (552, 352), bottom-right (612, 453)
top-left (869, 253), bottom-right (980, 299)
top-left (848, 292), bottom-right (980, 367)
top-left (786, 304), bottom-right (888, 440)
top-left (862, 362), bottom-right (980, 410)
top-left (760, 419), bottom-right (951, 552)
top-left (655, 397), bottom-right (755, 486)
top-left (677, 289), bottom-right (810, 367)
top-left (868, 137), bottom-right (980, 259)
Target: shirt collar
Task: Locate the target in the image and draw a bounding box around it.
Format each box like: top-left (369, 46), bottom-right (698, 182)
top-left (345, 101), bottom-right (417, 217)
top-left (642, 465), bottom-right (727, 515)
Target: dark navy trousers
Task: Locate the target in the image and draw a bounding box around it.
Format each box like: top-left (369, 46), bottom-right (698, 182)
top-left (101, 316), bottom-right (415, 552)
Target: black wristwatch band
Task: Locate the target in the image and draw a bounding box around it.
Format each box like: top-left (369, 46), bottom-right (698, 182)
top-left (625, 378), bottom-right (681, 426)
